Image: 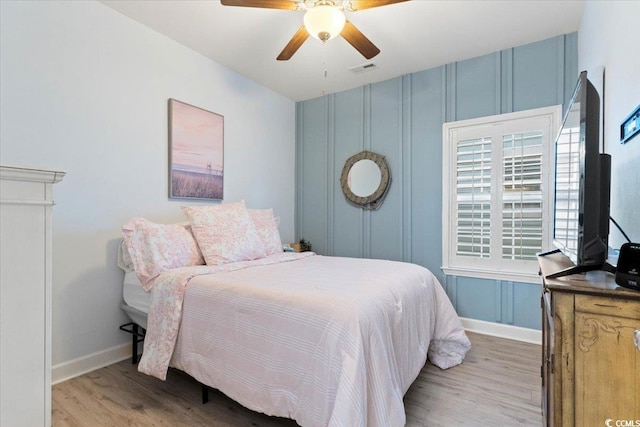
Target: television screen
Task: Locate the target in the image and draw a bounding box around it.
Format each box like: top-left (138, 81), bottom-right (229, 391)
top-left (547, 71), bottom-right (611, 278)
top-left (553, 99), bottom-right (581, 263)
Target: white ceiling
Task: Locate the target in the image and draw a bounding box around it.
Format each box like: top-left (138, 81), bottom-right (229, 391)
top-left (100, 0), bottom-right (586, 102)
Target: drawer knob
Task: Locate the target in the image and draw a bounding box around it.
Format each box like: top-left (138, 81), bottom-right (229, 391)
top-left (635, 330), bottom-right (640, 351)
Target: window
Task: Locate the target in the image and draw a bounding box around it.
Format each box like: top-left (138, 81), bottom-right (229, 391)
top-left (442, 106), bottom-right (561, 283)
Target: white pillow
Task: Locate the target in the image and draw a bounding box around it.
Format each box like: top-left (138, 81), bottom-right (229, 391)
top-left (117, 239), bottom-right (134, 272)
top-left (182, 200), bottom-right (267, 266)
top-left (248, 208), bottom-right (283, 256)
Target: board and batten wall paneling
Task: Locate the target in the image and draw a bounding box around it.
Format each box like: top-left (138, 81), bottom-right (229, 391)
top-left (452, 53), bottom-right (501, 121)
top-left (370, 79), bottom-right (404, 262)
top-left (332, 87), bottom-right (365, 258)
top-left (296, 34), bottom-right (577, 330)
top-left (296, 97), bottom-right (328, 254)
top-left (409, 67), bottom-right (446, 281)
top-left (513, 36), bottom-right (567, 112)
top-left (563, 33), bottom-right (580, 115)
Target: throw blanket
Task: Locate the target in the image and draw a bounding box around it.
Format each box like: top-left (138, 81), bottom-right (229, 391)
top-left (138, 252), bottom-right (314, 379)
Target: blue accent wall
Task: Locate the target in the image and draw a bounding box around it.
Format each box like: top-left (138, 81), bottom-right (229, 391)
top-left (295, 34), bottom-right (578, 330)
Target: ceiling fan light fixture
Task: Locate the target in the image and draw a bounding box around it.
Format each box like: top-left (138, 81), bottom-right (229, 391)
top-left (303, 5), bottom-right (346, 42)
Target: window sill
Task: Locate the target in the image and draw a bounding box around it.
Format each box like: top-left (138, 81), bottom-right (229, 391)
top-left (441, 266), bottom-right (541, 284)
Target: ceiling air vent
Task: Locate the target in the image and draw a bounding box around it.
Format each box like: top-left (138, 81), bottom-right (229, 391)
top-left (348, 63), bottom-right (378, 75)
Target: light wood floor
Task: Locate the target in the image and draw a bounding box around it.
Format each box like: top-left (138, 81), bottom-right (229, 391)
top-left (52, 332), bottom-right (542, 426)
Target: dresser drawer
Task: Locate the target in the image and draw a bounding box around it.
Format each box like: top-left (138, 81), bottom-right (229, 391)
top-left (575, 294), bottom-right (640, 319)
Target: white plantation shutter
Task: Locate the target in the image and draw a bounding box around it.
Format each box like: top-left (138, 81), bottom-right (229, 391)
top-left (442, 106), bottom-right (560, 283)
top-left (456, 137), bottom-right (492, 258)
top-left (501, 132), bottom-right (544, 261)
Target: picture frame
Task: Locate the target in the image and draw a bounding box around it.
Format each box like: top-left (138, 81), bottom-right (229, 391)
top-left (168, 98), bottom-right (224, 200)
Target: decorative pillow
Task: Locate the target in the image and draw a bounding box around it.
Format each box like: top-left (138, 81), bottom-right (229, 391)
top-left (248, 208), bottom-right (283, 256)
top-left (182, 200), bottom-right (267, 266)
top-left (122, 218), bottom-right (205, 290)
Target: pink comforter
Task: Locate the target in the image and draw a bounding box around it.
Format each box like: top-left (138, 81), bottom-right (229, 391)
top-left (139, 254), bottom-right (470, 426)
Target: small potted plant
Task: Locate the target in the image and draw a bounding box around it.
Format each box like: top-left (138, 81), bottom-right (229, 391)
top-left (290, 238), bottom-right (312, 252)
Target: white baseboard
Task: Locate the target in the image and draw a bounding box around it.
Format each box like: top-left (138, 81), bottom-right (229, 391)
top-left (52, 342), bottom-right (132, 385)
top-left (461, 317), bottom-right (542, 345)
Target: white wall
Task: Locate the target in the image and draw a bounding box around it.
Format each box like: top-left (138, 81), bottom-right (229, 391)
top-left (0, 0), bottom-right (296, 372)
top-left (578, 1), bottom-right (640, 247)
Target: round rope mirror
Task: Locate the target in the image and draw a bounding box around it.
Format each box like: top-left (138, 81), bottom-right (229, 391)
top-left (340, 151), bottom-right (391, 210)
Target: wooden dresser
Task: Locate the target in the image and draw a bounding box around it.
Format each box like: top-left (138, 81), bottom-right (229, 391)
top-left (0, 165), bottom-right (64, 426)
top-left (538, 252), bottom-right (640, 427)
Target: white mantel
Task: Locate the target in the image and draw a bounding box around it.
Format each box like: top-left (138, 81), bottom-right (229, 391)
top-left (0, 165), bottom-right (65, 427)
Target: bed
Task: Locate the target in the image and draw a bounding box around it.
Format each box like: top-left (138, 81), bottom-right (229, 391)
top-left (118, 202), bottom-right (471, 427)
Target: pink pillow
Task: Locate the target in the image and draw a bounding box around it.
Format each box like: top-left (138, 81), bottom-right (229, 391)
top-left (248, 208), bottom-right (283, 256)
top-left (122, 218), bottom-right (205, 290)
top-left (182, 201), bottom-right (267, 266)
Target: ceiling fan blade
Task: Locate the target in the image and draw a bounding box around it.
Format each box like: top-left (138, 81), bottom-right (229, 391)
top-left (220, 0), bottom-right (298, 10)
top-left (277, 26), bottom-right (310, 60)
top-left (346, 0), bottom-right (408, 11)
top-left (340, 21), bottom-right (380, 59)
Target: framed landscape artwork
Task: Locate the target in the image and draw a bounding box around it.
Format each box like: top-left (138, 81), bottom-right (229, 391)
top-left (168, 98), bottom-right (224, 200)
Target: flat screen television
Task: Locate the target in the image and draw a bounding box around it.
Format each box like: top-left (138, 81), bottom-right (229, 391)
top-left (544, 70), bottom-right (612, 279)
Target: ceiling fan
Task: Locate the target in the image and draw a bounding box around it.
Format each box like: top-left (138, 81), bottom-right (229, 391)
top-left (220, 0), bottom-right (408, 61)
